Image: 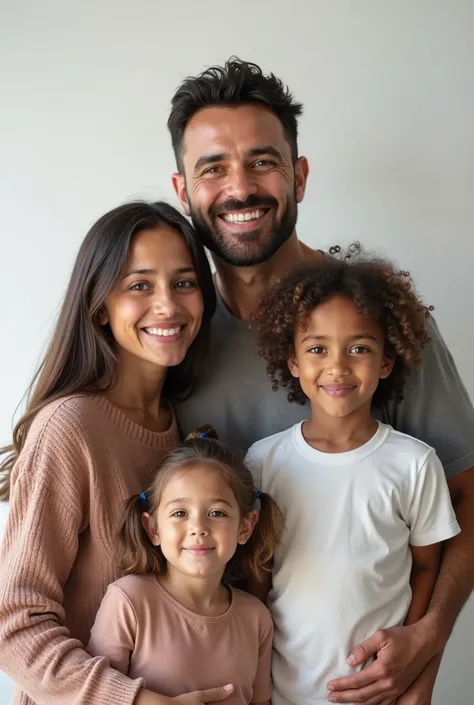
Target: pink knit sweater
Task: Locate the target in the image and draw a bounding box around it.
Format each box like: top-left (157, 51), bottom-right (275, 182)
top-left (0, 394), bottom-right (180, 705)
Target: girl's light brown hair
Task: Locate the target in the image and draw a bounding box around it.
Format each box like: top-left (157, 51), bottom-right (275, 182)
top-left (119, 427), bottom-right (284, 583)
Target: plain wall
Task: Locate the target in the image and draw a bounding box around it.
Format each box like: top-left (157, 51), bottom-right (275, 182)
top-left (1, 1), bottom-right (473, 702)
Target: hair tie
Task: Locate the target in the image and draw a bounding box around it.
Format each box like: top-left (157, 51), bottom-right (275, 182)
top-left (199, 431), bottom-right (209, 438)
top-left (255, 490), bottom-right (261, 499)
top-left (140, 492), bottom-right (147, 502)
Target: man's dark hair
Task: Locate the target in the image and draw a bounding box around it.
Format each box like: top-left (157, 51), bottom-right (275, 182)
top-left (168, 57), bottom-right (303, 172)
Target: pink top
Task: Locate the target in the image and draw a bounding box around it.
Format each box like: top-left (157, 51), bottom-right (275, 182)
top-left (88, 574), bottom-right (273, 705)
top-left (0, 394), bottom-right (180, 705)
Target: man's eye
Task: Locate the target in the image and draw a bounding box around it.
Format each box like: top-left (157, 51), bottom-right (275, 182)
top-left (203, 166), bottom-right (224, 176)
top-left (253, 159), bottom-right (275, 169)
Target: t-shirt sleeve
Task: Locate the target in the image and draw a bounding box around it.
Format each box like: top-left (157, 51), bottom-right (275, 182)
top-left (87, 585), bottom-right (136, 675)
top-left (244, 446), bottom-right (263, 489)
top-left (381, 317), bottom-right (474, 478)
top-left (407, 449), bottom-right (461, 546)
top-left (251, 609), bottom-right (273, 703)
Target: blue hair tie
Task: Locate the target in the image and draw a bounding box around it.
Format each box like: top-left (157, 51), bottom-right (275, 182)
top-left (140, 492), bottom-right (147, 502)
top-left (199, 431), bottom-right (209, 438)
top-left (255, 490), bottom-right (261, 499)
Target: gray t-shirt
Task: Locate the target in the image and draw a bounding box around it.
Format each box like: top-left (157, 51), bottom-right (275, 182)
top-left (175, 287), bottom-right (474, 478)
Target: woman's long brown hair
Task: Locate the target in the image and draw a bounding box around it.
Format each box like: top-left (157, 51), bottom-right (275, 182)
top-left (0, 201), bottom-right (215, 500)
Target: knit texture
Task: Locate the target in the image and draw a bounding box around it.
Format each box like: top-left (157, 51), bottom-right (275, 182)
top-left (0, 394), bottom-right (179, 705)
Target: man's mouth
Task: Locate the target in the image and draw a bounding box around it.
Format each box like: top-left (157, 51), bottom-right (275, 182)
top-left (220, 208), bottom-right (269, 224)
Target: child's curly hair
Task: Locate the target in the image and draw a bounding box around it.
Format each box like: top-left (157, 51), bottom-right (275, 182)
top-left (257, 245), bottom-right (433, 407)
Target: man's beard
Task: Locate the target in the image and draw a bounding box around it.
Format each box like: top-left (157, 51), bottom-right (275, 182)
top-left (187, 191), bottom-right (298, 267)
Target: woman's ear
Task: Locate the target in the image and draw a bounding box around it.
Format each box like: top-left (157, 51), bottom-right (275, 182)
top-left (237, 510), bottom-right (259, 545)
top-left (97, 306), bottom-right (109, 326)
top-left (142, 512), bottom-right (160, 546)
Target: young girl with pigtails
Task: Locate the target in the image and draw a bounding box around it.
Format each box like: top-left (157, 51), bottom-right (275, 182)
top-left (88, 427), bottom-right (283, 705)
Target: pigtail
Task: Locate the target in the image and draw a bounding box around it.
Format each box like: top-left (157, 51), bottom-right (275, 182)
top-left (185, 424), bottom-right (218, 441)
top-left (118, 493), bottom-right (166, 576)
top-left (247, 491), bottom-right (284, 582)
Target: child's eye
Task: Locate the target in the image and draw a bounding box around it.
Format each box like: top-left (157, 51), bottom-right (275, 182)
top-left (170, 510), bottom-right (187, 518)
top-left (209, 510), bottom-right (227, 518)
top-left (130, 282), bottom-right (151, 292)
top-left (351, 345), bottom-right (371, 354)
top-left (308, 346), bottom-right (326, 354)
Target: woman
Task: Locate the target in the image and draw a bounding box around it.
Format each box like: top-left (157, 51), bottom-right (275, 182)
top-left (0, 201), bottom-right (216, 705)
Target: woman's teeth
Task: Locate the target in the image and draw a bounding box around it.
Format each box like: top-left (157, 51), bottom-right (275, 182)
top-left (144, 326), bottom-right (182, 337)
top-left (222, 209), bottom-right (265, 223)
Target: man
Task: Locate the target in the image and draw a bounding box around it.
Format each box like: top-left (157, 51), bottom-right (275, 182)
top-left (168, 58), bottom-right (474, 704)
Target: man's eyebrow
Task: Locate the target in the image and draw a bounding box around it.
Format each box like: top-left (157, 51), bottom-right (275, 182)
top-left (194, 153), bottom-right (228, 172)
top-left (246, 146), bottom-right (283, 160)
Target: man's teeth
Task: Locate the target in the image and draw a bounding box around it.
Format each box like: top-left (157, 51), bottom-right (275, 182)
top-left (222, 209), bottom-right (265, 223)
top-left (144, 326), bottom-right (182, 337)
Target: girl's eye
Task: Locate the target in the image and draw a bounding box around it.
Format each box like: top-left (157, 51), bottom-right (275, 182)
top-left (175, 279), bottom-right (198, 290)
top-left (170, 510), bottom-right (187, 518)
top-left (308, 346), bottom-right (326, 354)
top-left (209, 510), bottom-right (226, 518)
top-left (130, 282), bottom-right (151, 292)
top-left (351, 346), bottom-right (371, 354)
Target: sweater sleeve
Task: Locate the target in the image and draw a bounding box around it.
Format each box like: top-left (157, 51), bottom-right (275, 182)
top-left (0, 406), bottom-right (144, 705)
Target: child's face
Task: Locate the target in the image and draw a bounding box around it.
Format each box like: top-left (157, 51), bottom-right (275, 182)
top-left (143, 464), bottom-right (257, 581)
top-left (288, 294), bottom-right (393, 419)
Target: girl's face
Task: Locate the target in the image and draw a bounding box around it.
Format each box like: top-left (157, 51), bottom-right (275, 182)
top-left (143, 464), bottom-right (257, 581)
top-left (288, 294), bottom-right (393, 419)
top-left (101, 225), bottom-right (203, 373)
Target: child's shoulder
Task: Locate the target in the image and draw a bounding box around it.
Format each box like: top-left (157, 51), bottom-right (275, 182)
top-left (231, 587), bottom-right (273, 627)
top-left (383, 423), bottom-right (435, 462)
top-left (246, 423), bottom-right (298, 462)
top-left (106, 574), bottom-right (157, 606)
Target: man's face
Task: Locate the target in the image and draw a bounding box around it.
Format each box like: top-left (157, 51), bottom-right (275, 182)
top-left (172, 104), bottom-right (308, 267)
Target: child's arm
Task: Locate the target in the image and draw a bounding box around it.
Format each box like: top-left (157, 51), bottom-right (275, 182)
top-left (404, 542), bottom-right (442, 625)
top-left (87, 584), bottom-right (135, 675)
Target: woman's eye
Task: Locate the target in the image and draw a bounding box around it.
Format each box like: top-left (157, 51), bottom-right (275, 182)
top-left (130, 282), bottom-right (151, 291)
top-left (175, 279), bottom-right (198, 290)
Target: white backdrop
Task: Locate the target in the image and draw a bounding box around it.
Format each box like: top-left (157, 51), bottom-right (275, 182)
top-left (1, 1), bottom-right (473, 702)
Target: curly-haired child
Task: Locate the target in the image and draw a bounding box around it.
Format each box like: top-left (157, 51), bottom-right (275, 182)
top-left (245, 247), bottom-right (460, 705)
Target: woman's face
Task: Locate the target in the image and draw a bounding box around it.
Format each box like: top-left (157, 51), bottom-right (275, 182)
top-left (101, 224), bottom-right (204, 373)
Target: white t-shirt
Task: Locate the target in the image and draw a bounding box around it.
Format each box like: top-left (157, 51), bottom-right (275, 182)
top-left (245, 421), bottom-right (460, 705)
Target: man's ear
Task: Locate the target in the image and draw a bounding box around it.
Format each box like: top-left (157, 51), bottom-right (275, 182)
top-left (237, 510), bottom-right (259, 545)
top-left (172, 172), bottom-right (190, 215)
top-left (288, 354), bottom-right (300, 378)
top-left (295, 156), bottom-right (309, 204)
top-left (142, 512), bottom-right (160, 546)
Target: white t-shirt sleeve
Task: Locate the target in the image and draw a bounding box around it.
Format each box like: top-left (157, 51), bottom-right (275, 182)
top-left (407, 449), bottom-right (461, 546)
top-left (244, 446), bottom-right (263, 489)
